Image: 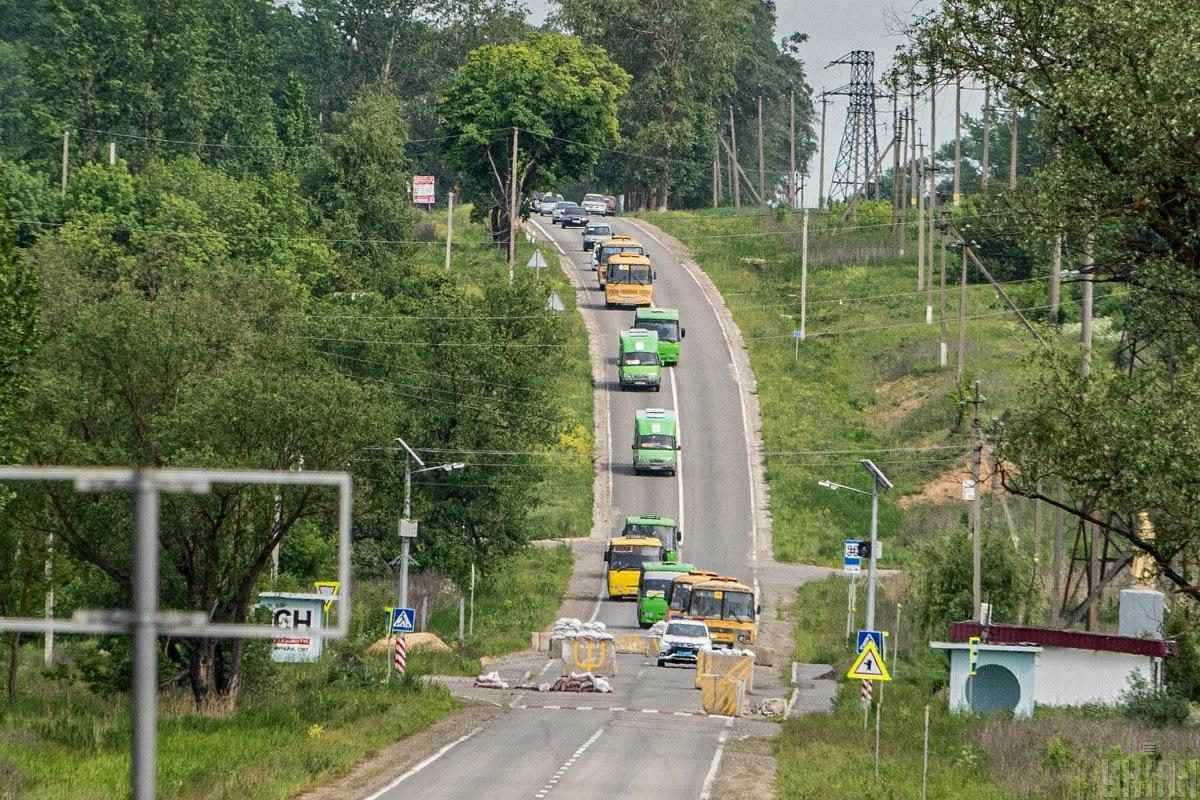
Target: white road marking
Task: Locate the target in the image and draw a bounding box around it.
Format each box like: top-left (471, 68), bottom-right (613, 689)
top-left (629, 219), bottom-right (761, 573)
top-left (539, 659), bottom-right (555, 676)
top-left (532, 726), bottom-right (606, 799)
top-left (527, 218), bottom-right (567, 255)
top-left (361, 727), bottom-right (483, 800)
top-left (698, 718), bottom-right (735, 800)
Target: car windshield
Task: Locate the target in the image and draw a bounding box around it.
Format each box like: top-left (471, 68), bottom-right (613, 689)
top-left (607, 265), bottom-right (652, 285)
top-left (637, 433), bottom-right (675, 450)
top-left (609, 545), bottom-right (662, 570)
top-left (622, 350), bottom-right (659, 366)
top-left (636, 319), bottom-right (680, 341)
top-left (563, 205), bottom-right (582, 213)
top-left (666, 622), bottom-right (708, 639)
top-left (586, 226), bottom-right (612, 236)
top-left (724, 591), bottom-right (755, 621)
top-left (669, 583), bottom-right (693, 611)
top-left (688, 589), bottom-right (724, 619)
top-left (584, 194), bottom-right (605, 202)
top-left (640, 574), bottom-right (675, 597)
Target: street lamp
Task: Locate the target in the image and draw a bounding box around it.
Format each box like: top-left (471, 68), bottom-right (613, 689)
top-left (818, 460), bottom-right (892, 633)
top-left (394, 437), bottom-right (466, 610)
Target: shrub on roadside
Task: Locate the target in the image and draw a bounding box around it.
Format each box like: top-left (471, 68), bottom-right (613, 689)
top-left (1120, 672), bottom-right (1190, 728)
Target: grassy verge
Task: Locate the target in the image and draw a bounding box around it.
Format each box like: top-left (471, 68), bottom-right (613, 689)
top-left (640, 209), bottom-right (1054, 565)
top-left (0, 662), bottom-right (456, 800)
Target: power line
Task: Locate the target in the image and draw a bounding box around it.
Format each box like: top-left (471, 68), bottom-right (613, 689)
top-left (291, 335), bottom-right (574, 348)
top-left (73, 126), bottom-right (508, 150)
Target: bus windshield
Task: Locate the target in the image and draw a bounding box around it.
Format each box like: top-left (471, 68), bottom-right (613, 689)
top-left (637, 433), bottom-right (675, 450)
top-left (609, 546), bottom-right (662, 570)
top-left (689, 589), bottom-right (724, 618)
top-left (601, 245), bottom-right (643, 262)
top-left (626, 524), bottom-right (675, 546)
top-left (622, 350), bottom-right (659, 366)
top-left (724, 592), bottom-right (755, 621)
top-left (669, 583), bottom-right (693, 612)
top-left (637, 320), bottom-right (680, 342)
top-left (608, 265), bottom-right (652, 285)
top-left (640, 574), bottom-right (676, 598)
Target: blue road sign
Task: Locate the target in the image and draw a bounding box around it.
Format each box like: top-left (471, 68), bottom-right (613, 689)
top-left (843, 539), bottom-right (862, 574)
top-left (857, 629), bottom-right (883, 655)
top-left (391, 606), bottom-right (416, 634)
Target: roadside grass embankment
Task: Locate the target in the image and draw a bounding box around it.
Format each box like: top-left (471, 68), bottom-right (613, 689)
top-left (640, 208), bottom-right (1059, 566)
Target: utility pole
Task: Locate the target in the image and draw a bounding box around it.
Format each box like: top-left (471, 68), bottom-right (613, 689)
top-left (508, 127), bottom-right (518, 281)
top-left (892, 90), bottom-right (902, 242)
top-left (1081, 233), bottom-right (1095, 376)
top-left (108, 142), bottom-right (116, 166)
top-left (800, 209), bottom-right (809, 339)
top-left (981, 80), bottom-right (991, 192)
top-left (712, 152), bottom-right (720, 208)
top-left (789, 90), bottom-right (797, 209)
top-left (1009, 108), bottom-right (1018, 190)
top-left (757, 94), bottom-right (766, 205)
top-left (817, 92), bottom-right (830, 209)
top-left (969, 382), bottom-right (985, 621)
top-left (939, 236), bottom-right (948, 368)
top-left (918, 138), bottom-right (928, 306)
top-left (729, 106), bottom-right (741, 209)
top-left (957, 245), bottom-right (968, 378)
top-left (726, 125), bottom-right (735, 208)
top-left (953, 76), bottom-right (962, 205)
top-left (445, 191), bottom-right (454, 270)
top-left (1049, 233), bottom-right (1063, 327)
top-left (60, 129), bottom-right (69, 197)
top-left (928, 74), bottom-right (938, 291)
top-left (43, 534), bottom-right (53, 667)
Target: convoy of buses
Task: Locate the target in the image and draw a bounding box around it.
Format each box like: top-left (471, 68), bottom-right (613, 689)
top-left (583, 224), bottom-right (759, 655)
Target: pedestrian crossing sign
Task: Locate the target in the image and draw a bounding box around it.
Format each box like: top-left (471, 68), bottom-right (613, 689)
top-left (846, 639), bottom-right (891, 682)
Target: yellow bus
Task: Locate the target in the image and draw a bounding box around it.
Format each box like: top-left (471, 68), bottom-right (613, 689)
top-left (666, 570), bottom-right (718, 621)
top-left (603, 536), bottom-right (664, 599)
top-left (686, 576), bottom-right (757, 647)
top-left (604, 253), bottom-right (655, 308)
top-left (594, 235), bottom-right (644, 288)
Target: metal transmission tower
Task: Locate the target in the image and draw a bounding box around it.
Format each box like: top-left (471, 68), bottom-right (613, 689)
top-left (827, 51), bottom-right (881, 202)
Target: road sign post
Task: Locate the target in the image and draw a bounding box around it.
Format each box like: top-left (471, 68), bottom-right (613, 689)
top-left (527, 249), bottom-right (548, 279)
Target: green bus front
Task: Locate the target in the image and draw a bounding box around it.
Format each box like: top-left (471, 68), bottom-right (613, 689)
top-left (618, 330), bottom-right (661, 391)
top-left (622, 515), bottom-right (681, 562)
top-left (633, 308), bottom-right (684, 365)
top-left (637, 562), bottom-right (696, 628)
top-left (633, 409), bottom-right (679, 476)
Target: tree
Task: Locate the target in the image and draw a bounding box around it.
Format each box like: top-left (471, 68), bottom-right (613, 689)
top-left (438, 32), bottom-right (629, 234)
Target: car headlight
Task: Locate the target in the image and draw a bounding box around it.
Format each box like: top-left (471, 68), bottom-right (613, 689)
top-left (736, 632), bottom-right (750, 644)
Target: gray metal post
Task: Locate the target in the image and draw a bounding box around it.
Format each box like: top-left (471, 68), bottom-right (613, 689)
top-left (866, 480), bottom-right (879, 632)
top-left (469, 562), bottom-right (475, 638)
top-left (132, 471), bottom-right (159, 800)
top-left (799, 209), bottom-right (809, 340)
top-left (400, 454), bottom-right (412, 610)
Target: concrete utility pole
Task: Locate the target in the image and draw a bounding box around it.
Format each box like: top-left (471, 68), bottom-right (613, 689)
top-left (800, 209), bottom-right (809, 339)
top-left (928, 75), bottom-right (938, 289)
top-left (729, 106), bottom-right (741, 209)
top-left (939, 236), bottom-right (949, 368)
top-left (394, 437), bottom-right (465, 610)
top-left (1009, 108), bottom-right (1018, 190)
top-left (892, 91), bottom-right (902, 241)
top-left (712, 152), bottom-right (720, 209)
top-left (918, 137), bottom-right (927, 299)
top-left (43, 535), bottom-right (53, 666)
top-left (60, 130), bottom-right (69, 197)
top-left (817, 92), bottom-right (830, 209)
top-left (981, 80), bottom-right (991, 192)
top-left (445, 191), bottom-right (454, 270)
top-left (757, 95), bottom-right (766, 204)
top-left (953, 76), bottom-right (962, 205)
top-left (969, 383), bottom-right (985, 621)
top-left (1050, 233), bottom-right (1063, 327)
top-left (789, 90), bottom-right (797, 209)
top-left (508, 127), bottom-right (518, 281)
top-left (108, 142), bottom-right (116, 166)
top-left (1081, 233), bottom-right (1095, 376)
top-left (957, 246), bottom-right (968, 378)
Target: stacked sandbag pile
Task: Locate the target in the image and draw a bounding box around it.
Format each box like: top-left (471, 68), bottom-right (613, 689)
top-left (473, 671), bottom-right (510, 689)
top-left (550, 671), bottom-right (613, 693)
top-left (549, 617), bottom-right (614, 657)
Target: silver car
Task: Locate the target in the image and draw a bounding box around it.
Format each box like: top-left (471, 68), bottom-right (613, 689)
top-left (582, 223), bottom-right (613, 251)
top-left (581, 193), bottom-right (607, 214)
top-left (657, 620), bottom-right (712, 667)
top-left (538, 194), bottom-right (564, 215)
top-left (550, 201), bottom-right (571, 223)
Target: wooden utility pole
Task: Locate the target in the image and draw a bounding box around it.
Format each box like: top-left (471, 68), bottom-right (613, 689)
top-left (1081, 233), bottom-right (1095, 376)
top-left (445, 191), bottom-right (454, 270)
top-left (817, 93), bottom-right (830, 209)
top-left (1049, 233), bottom-right (1063, 327)
top-left (953, 76), bottom-right (962, 205)
top-left (789, 90), bottom-right (797, 209)
top-left (507, 126), bottom-right (518, 281)
top-left (957, 246), bottom-right (968, 378)
top-left (1009, 108), bottom-right (1018, 190)
top-left (108, 142), bottom-right (116, 166)
top-left (892, 91), bottom-right (902, 239)
top-left (981, 80), bottom-right (991, 192)
top-left (729, 106), bottom-right (741, 209)
top-left (757, 95), bottom-right (766, 205)
top-left (712, 152), bottom-right (720, 208)
top-left (60, 129), bottom-right (69, 197)
top-left (725, 125), bottom-right (734, 206)
top-left (969, 382), bottom-right (985, 621)
top-left (938, 236), bottom-right (949, 368)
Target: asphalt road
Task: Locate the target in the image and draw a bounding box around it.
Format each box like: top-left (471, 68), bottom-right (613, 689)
top-left (373, 214), bottom-right (758, 800)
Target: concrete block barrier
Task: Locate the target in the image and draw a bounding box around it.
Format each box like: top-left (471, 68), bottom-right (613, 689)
top-left (559, 636), bottom-right (616, 677)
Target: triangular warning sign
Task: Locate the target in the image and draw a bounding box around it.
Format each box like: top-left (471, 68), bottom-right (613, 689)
top-left (314, 581), bottom-right (340, 613)
top-left (847, 639), bottom-right (891, 682)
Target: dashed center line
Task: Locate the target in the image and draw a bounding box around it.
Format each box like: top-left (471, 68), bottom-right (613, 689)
top-left (533, 726), bottom-right (605, 799)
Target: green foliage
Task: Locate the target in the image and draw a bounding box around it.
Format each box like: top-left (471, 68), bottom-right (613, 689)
top-left (1119, 672), bottom-right (1190, 728)
top-left (916, 530), bottom-right (1032, 636)
top-left (1165, 615), bottom-right (1200, 703)
top-left (438, 31), bottom-right (629, 219)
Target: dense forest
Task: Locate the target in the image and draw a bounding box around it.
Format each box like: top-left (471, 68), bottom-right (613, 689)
top-left (0, 0), bottom-right (813, 710)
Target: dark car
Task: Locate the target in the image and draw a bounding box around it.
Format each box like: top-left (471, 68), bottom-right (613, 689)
top-left (559, 204), bottom-right (590, 228)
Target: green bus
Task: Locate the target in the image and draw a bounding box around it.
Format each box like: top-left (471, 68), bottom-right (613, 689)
top-left (632, 408), bottom-right (679, 476)
top-left (637, 562), bottom-right (696, 628)
top-left (622, 515), bottom-right (681, 562)
top-left (618, 329), bottom-right (661, 391)
top-left (633, 308), bottom-right (684, 365)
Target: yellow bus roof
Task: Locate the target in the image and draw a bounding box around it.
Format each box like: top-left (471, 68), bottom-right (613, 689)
top-left (607, 253), bottom-right (652, 266)
top-left (671, 570), bottom-right (719, 586)
top-left (693, 576), bottom-right (754, 593)
top-left (607, 535), bottom-right (663, 548)
top-left (601, 235), bottom-right (640, 245)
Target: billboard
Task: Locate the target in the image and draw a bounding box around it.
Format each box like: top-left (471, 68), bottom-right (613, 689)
top-left (257, 593), bottom-right (327, 662)
top-left (412, 175), bottom-right (436, 205)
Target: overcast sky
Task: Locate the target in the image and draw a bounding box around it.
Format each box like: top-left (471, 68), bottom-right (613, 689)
top-left (524, 0), bottom-right (978, 202)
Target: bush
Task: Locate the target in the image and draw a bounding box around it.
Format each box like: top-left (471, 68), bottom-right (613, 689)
top-left (1119, 672), bottom-right (1189, 727)
top-left (414, 219), bottom-right (438, 242)
top-left (915, 530), bottom-right (1033, 636)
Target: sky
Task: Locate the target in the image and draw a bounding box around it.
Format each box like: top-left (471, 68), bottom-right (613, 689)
top-left (523, 0), bottom-right (980, 202)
